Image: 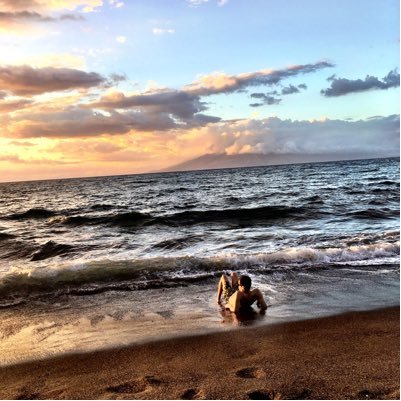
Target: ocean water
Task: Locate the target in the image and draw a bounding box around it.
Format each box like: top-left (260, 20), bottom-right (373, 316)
top-left (0, 157), bottom-right (399, 365)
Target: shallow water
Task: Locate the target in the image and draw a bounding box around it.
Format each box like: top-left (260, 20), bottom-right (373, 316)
top-left (0, 157), bottom-right (399, 365)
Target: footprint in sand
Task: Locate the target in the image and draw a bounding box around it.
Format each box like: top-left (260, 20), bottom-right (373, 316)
top-left (357, 389), bottom-right (391, 399)
top-left (16, 388), bottom-right (40, 400)
top-left (180, 388), bottom-right (203, 400)
top-left (236, 367), bottom-right (265, 379)
top-left (287, 388), bottom-right (312, 399)
top-left (232, 348), bottom-right (258, 359)
top-left (247, 389), bottom-right (281, 400)
top-left (106, 375), bottom-right (161, 394)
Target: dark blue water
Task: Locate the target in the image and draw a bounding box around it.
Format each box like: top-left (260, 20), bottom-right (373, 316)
top-left (0, 157), bottom-right (399, 365)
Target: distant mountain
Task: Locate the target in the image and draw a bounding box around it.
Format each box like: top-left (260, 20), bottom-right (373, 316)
top-left (158, 152), bottom-right (385, 172)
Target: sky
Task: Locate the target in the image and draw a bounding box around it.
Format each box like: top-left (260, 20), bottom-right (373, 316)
top-left (0, 0), bottom-right (399, 182)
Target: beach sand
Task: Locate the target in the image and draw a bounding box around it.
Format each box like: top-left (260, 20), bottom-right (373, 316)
top-left (0, 306), bottom-right (399, 400)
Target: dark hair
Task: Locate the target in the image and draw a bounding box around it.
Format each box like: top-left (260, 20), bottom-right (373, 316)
top-left (239, 275), bottom-right (251, 292)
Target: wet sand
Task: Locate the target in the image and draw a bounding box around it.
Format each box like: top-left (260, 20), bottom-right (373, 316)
top-left (0, 306), bottom-right (399, 400)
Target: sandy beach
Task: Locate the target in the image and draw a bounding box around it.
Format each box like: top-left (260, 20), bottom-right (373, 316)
top-left (0, 306), bottom-right (399, 400)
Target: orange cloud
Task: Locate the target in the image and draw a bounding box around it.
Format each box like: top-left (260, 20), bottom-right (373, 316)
top-left (0, 0), bottom-right (103, 12)
top-left (0, 0), bottom-right (102, 34)
top-left (0, 98), bottom-right (33, 112)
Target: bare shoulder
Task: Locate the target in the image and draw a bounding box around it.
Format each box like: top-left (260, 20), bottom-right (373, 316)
top-left (250, 288), bottom-right (263, 297)
top-left (249, 288), bottom-right (267, 310)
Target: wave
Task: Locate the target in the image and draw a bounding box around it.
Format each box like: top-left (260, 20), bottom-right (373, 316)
top-left (303, 195), bottom-right (324, 204)
top-left (50, 211), bottom-right (152, 227)
top-left (0, 238), bottom-right (36, 260)
top-left (30, 241), bottom-right (75, 261)
top-left (0, 240), bottom-right (398, 305)
top-left (376, 180), bottom-right (399, 186)
top-left (90, 204), bottom-right (114, 211)
top-left (152, 235), bottom-right (203, 250)
top-left (0, 232), bottom-right (15, 241)
top-left (6, 208), bottom-right (57, 220)
top-left (44, 205), bottom-right (318, 229)
top-left (348, 208), bottom-right (399, 219)
top-left (7, 203), bottom-right (397, 232)
top-left (153, 205), bottom-right (313, 226)
top-left (0, 238), bottom-right (93, 261)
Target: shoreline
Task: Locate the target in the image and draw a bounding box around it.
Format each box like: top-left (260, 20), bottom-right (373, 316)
top-left (0, 306), bottom-right (399, 400)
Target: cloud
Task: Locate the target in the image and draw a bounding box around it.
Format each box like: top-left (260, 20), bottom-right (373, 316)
top-left (115, 35), bottom-right (126, 43)
top-left (0, 153), bottom-right (22, 162)
top-left (7, 102), bottom-right (220, 138)
top-left (5, 61), bottom-right (396, 150)
top-left (321, 69), bottom-right (400, 97)
top-left (89, 89), bottom-right (220, 130)
top-left (0, 98), bottom-right (33, 112)
top-left (92, 90), bottom-right (205, 117)
top-left (0, 9), bottom-right (83, 31)
top-left (109, 0), bottom-right (124, 8)
top-left (53, 139), bottom-right (123, 154)
top-left (109, 73), bottom-right (126, 83)
top-left (1, 53), bottom-right (86, 69)
top-left (9, 108), bottom-right (132, 138)
top-left (8, 140), bottom-right (36, 146)
top-left (0, 65), bottom-right (105, 95)
top-left (0, 10), bottom-right (83, 21)
top-left (184, 61), bottom-right (334, 96)
top-left (0, 0), bottom-right (100, 32)
top-left (281, 84), bottom-right (300, 95)
top-left (182, 114), bottom-right (400, 157)
top-left (249, 83), bottom-right (307, 107)
top-left (249, 93), bottom-right (281, 107)
top-left (187, 0), bottom-right (228, 6)
top-left (152, 28), bottom-right (175, 35)
top-left (1, 61), bottom-right (336, 141)
top-left (0, 0), bottom-right (102, 12)
top-left (52, 140), bottom-right (155, 163)
top-left (187, 0), bottom-right (209, 6)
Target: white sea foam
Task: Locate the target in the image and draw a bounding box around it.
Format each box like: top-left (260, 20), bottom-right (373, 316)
top-left (0, 240), bottom-right (398, 303)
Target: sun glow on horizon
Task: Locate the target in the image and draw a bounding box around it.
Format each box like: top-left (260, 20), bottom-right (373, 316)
top-left (0, 0), bottom-right (398, 182)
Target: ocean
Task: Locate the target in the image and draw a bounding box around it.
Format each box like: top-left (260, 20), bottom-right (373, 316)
top-left (0, 157), bottom-right (399, 366)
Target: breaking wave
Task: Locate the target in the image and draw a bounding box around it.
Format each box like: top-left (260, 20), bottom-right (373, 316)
top-left (0, 240), bottom-right (398, 305)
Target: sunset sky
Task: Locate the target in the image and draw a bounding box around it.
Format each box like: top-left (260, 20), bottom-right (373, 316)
top-left (0, 0), bottom-right (399, 182)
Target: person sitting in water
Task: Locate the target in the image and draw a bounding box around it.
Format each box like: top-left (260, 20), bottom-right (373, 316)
top-left (217, 272), bottom-right (267, 313)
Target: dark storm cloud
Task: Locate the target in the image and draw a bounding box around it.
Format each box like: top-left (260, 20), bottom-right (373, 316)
top-left (0, 65), bottom-right (105, 95)
top-left (321, 69), bottom-right (400, 97)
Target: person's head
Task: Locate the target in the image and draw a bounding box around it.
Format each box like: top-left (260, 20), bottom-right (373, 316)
top-left (238, 275), bottom-right (251, 292)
